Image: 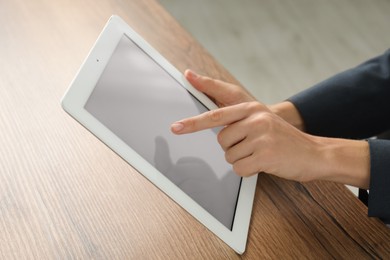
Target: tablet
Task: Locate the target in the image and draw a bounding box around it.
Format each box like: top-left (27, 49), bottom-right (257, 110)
top-left (61, 15), bottom-right (257, 254)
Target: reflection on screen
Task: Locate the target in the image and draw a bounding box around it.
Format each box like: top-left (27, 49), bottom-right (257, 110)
top-left (85, 35), bottom-right (241, 229)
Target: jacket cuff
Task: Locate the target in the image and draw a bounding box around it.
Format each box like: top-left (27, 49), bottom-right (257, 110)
top-left (367, 139), bottom-right (390, 223)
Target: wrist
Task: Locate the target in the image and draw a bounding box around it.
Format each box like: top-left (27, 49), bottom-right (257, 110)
top-left (312, 136), bottom-right (370, 189)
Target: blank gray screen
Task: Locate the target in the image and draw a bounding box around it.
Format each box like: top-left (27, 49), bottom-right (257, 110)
top-left (85, 35), bottom-right (241, 229)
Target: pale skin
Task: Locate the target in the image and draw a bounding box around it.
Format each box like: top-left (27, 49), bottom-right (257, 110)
top-left (171, 70), bottom-right (370, 189)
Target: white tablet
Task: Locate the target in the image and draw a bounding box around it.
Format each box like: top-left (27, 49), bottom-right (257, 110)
top-left (61, 15), bottom-right (257, 254)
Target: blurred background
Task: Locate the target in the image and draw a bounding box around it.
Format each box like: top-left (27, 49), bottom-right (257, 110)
top-left (159, 0), bottom-right (390, 104)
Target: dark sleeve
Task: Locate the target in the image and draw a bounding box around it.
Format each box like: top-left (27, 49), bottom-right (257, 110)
top-left (287, 50), bottom-right (390, 224)
top-left (368, 139), bottom-right (390, 223)
top-left (288, 49), bottom-right (390, 139)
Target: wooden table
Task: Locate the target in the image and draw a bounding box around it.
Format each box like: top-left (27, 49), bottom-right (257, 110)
top-left (0, 0), bottom-right (389, 258)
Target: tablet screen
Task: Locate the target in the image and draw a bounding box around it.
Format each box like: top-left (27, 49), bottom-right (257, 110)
top-left (84, 35), bottom-right (241, 229)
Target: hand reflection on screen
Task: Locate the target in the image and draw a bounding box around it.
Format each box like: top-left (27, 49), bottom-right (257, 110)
top-left (154, 136), bottom-right (238, 228)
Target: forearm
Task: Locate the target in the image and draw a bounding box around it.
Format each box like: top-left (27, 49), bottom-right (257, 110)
top-left (270, 101), bottom-right (370, 189)
top-left (269, 101), bottom-right (305, 131)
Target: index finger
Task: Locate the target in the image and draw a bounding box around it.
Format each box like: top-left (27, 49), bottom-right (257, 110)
top-left (170, 103), bottom-right (250, 134)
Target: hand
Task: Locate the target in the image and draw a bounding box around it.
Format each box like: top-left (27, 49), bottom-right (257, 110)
top-left (172, 99), bottom-right (320, 181)
top-left (171, 70), bottom-right (319, 180)
top-left (171, 71), bottom-right (370, 189)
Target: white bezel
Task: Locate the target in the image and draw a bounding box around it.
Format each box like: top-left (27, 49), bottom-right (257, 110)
top-left (61, 15), bottom-right (257, 254)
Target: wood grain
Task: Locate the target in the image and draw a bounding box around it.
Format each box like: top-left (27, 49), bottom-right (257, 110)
top-left (0, 0), bottom-right (389, 259)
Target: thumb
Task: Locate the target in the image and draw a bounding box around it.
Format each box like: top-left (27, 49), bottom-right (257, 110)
top-left (184, 69), bottom-right (254, 107)
top-left (185, 69), bottom-right (233, 107)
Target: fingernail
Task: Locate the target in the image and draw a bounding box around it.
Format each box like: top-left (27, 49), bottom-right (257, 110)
top-left (171, 122), bottom-right (184, 132)
top-left (187, 70), bottom-right (199, 80)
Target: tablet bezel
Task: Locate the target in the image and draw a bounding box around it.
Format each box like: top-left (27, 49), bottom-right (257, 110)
top-left (61, 15), bottom-right (257, 254)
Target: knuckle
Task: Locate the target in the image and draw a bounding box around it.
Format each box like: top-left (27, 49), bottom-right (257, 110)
top-left (217, 130), bottom-right (224, 145)
top-left (208, 109), bottom-right (223, 122)
top-left (224, 151), bottom-right (234, 164)
top-left (183, 118), bottom-right (196, 130)
top-left (257, 112), bottom-right (273, 122)
top-left (245, 101), bottom-right (264, 112)
top-left (233, 159), bottom-right (260, 177)
top-left (202, 76), bottom-right (216, 87)
top-left (253, 112), bottom-right (275, 130)
top-left (203, 77), bottom-right (215, 85)
top-left (233, 163), bottom-right (248, 177)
